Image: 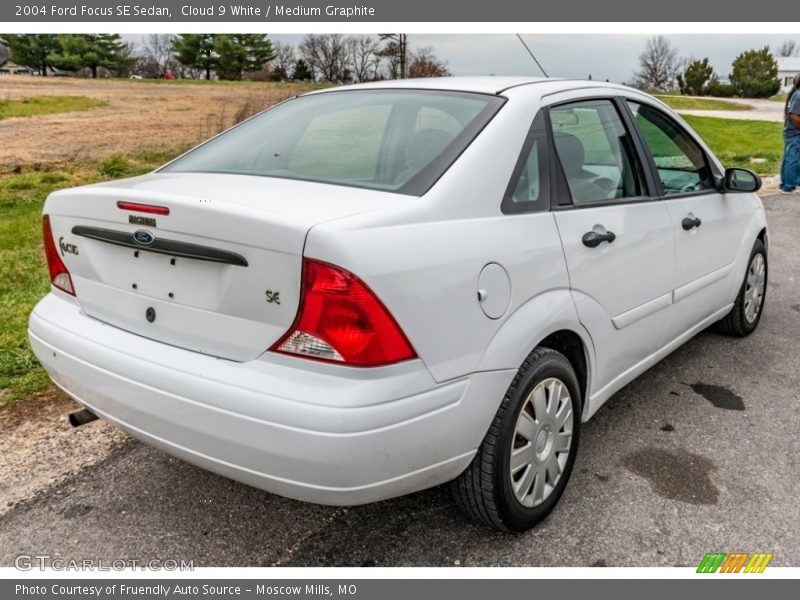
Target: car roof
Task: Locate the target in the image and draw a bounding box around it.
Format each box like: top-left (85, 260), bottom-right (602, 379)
top-left (308, 77), bottom-right (634, 97)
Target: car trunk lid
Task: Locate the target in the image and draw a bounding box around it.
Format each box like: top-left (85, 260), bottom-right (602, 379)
top-left (44, 172), bottom-right (398, 362)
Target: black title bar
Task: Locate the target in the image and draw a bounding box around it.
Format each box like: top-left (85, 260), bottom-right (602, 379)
top-left (0, 0), bottom-right (788, 22)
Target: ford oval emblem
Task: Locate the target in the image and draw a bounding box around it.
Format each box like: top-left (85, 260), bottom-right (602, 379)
top-left (133, 230), bottom-right (155, 246)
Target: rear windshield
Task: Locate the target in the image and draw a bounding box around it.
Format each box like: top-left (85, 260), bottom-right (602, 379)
top-left (161, 89), bottom-right (505, 196)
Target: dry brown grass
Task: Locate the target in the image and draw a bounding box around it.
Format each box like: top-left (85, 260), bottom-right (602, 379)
top-left (0, 76), bottom-right (322, 173)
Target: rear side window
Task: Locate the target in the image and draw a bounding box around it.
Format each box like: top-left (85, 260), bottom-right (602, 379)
top-left (162, 90), bottom-right (505, 196)
top-left (503, 110), bottom-right (549, 213)
top-left (549, 99), bottom-right (646, 206)
top-left (627, 101), bottom-right (714, 196)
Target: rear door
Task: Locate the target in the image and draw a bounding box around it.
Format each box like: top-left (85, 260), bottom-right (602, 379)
top-left (546, 96), bottom-right (675, 395)
top-left (625, 99), bottom-right (751, 338)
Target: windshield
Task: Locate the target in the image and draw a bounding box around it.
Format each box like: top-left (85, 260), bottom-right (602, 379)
top-left (161, 89), bottom-right (505, 196)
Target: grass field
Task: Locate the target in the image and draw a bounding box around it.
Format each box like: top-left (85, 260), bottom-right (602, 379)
top-left (656, 95), bottom-right (751, 111)
top-left (0, 76), bottom-right (321, 173)
top-left (124, 77), bottom-right (330, 90)
top-left (684, 115), bottom-right (783, 174)
top-left (0, 150), bottom-right (182, 408)
top-left (0, 95), bottom-right (107, 121)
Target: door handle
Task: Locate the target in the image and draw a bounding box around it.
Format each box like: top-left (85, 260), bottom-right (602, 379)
top-left (582, 230), bottom-right (616, 248)
top-left (682, 216), bottom-right (702, 230)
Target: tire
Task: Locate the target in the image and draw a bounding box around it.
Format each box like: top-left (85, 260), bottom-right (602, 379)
top-left (715, 239), bottom-right (767, 337)
top-left (452, 347), bottom-right (582, 532)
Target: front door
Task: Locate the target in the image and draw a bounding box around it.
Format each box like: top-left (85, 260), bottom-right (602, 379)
top-left (626, 100), bottom-right (751, 338)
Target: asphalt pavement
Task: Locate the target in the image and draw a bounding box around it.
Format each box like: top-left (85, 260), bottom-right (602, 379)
top-left (1, 194), bottom-right (798, 567)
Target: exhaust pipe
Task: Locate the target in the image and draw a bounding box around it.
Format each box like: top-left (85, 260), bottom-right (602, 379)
top-left (69, 408), bottom-right (98, 427)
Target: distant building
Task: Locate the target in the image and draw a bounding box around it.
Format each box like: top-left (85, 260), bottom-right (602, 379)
top-left (0, 58), bottom-right (32, 76)
top-left (777, 57), bottom-right (800, 92)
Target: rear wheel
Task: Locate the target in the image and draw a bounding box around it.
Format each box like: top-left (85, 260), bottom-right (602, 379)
top-left (716, 239), bottom-right (767, 337)
top-left (452, 348), bottom-right (581, 532)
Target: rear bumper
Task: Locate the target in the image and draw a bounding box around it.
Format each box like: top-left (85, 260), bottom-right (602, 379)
top-left (29, 293), bottom-right (513, 505)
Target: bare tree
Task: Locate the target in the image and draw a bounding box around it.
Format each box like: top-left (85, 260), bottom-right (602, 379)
top-left (114, 40), bottom-right (137, 78)
top-left (264, 41), bottom-right (296, 81)
top-left (778, 40), bottom-right (799, 58)
top-left (140, 34), bottom-right (176, 77)
top-left (378, 33), bottom-right (408, 79)
top-left (376, 42), bottom-right (401, 79)
top-left (271, 42), bottom-right (296, 74)
top-left (407, 46), bottom-right (450, 78)
top-left (346, 35), bottom-right (380, 82)
top-left (632, 36), bottom-right (679, 92)
top-left (299, 34), bottom-right (349, 82)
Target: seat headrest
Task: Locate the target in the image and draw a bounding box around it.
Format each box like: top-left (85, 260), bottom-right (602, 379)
top-left (553, 131), bottom-right (586, 177)
top-left (406, 128), bottom-right (454, 171)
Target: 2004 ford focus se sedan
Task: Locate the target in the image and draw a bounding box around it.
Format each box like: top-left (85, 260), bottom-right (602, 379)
top-left (29, 78), bottom-right (768, 532)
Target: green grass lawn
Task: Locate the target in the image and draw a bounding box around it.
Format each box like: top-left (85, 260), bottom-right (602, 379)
top-left (0, 150), bottom-right (181, 409)
top-left (683, 114), bottom-right (784, 174)
top-left (655, 95), bottom-right (751, 111)
top-left (0, 96), bottom-right (107, 120)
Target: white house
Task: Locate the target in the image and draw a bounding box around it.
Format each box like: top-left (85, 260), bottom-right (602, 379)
top-left (0, 58), bottom-right (32, 76)
top-left (777, 57), bottom-right (800, 92)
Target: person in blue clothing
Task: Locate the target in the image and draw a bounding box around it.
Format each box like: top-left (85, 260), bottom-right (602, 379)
top-left (780, 73), bottom-right (800, 193)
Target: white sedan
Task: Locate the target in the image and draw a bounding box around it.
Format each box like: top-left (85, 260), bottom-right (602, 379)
top-left (29, 78), bottom-right (767, 532)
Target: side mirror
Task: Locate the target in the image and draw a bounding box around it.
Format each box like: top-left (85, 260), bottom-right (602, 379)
top-left (723, 167), bottom-right (761, 193)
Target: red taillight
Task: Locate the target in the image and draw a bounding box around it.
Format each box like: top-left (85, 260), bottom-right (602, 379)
top-left (271, 258), bottom-right (416, 367)
top-left (42, 215), bottom-right (75, 296)
top-left (116, 201), bottom-right (170, 215)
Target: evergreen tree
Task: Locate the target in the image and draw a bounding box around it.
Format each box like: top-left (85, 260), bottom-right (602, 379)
top-left (291, 59), bottom-right (312, 81)
top-left (214, 35), bottom-right (275, 81)
top-left (270, 65), bottom-right (289, 81)
top-left (0, 34), bottom-right (60, 76)
top-left (172, 34), bottom-right (218, 80)
top-left (50, 34), bottom-right (133, 78)
top-left (677, 58), bottom-right (714, 96)
top-left (730, 47), bottom-right (781, 98)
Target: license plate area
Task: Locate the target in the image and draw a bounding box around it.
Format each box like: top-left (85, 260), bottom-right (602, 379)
top-left (102, 245), bottom-right (224, 310)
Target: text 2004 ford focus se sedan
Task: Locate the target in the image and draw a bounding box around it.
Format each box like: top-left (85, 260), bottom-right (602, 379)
top-left (29, 78), bottom-right (767, 532)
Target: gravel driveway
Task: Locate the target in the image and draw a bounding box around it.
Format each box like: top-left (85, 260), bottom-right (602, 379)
top-left (675, 97), bottom-right (784, 122)
top-left (0, 194), bottom-right (798, 567)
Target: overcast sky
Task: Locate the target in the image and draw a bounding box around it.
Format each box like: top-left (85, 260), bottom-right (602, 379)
top-left (126, 34), bottom-right (800, 82)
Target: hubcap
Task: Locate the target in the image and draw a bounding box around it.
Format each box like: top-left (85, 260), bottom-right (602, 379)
top-left (743, 253), bottom-right (766, 324)
top-left (509, 377), bottom-right (574, 508)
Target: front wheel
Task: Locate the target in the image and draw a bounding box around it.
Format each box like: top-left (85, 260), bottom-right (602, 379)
top-left (716, 239), bottom-right (767, 337)
top-left (452, 347), bottom-right (581, 532)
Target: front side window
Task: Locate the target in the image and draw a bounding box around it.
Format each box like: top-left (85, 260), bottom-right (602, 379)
top-left (549, 99), bottom-right (645, 205)
top-left (162, 90), bottom-right (504, 196)
top-left (627, 101), bottom-right (714, 196)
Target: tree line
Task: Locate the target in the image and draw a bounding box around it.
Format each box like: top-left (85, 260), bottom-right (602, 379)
top-left (0, 33), bottom-right (450, 82)
top-left (632, 35), bottom-right (793, 98)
